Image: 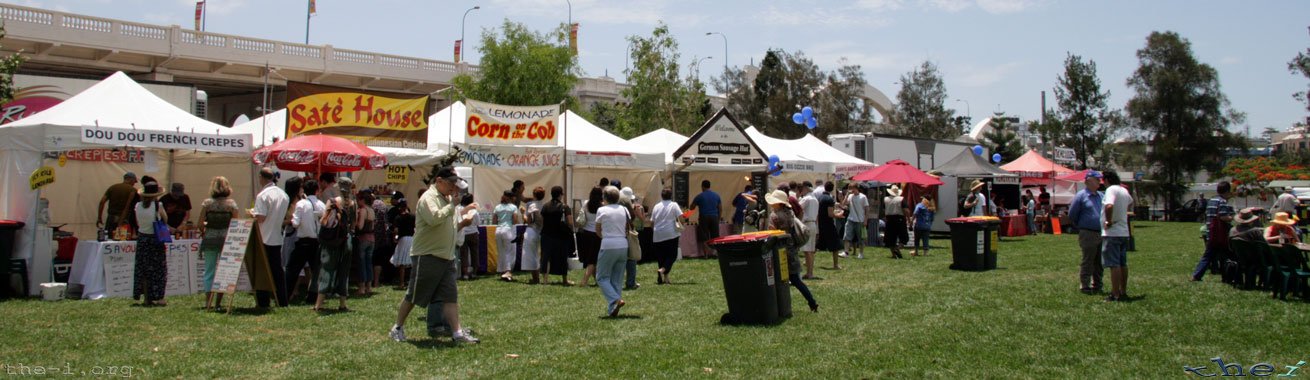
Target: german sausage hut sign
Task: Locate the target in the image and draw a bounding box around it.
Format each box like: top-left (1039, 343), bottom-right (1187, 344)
top-left (285, 82), bottom-right (430, 149)
top-left (672, 109), bottom-right (768, 169)
top-left (464, 99), bottom-right (560, 146)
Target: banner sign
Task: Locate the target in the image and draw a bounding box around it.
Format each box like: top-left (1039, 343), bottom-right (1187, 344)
top-left (286, 82), bottom-right (430, 149)
top-left (29, 166), bottom-right (54, 190)
top-left (569, 23), bottom-right (579, 55)
top-left (80, 126), bottom-right (250, 153)
top-left (835, 164), bottom-right (875, 179)
top-left (43, 149), bottom-right (146, 163)
top-left (385, 165), bottom-right (410, 184)
top-left (465, 99), bottom-right (560, 146)
top-left (454, 143), bottom-right (563, 169)
top-left (454, 40), bottom-right (463, 63)
top-left (571, 151), bottom-right (636, 168)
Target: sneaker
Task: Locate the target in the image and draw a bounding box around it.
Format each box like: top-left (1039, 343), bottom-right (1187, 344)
top-left (452, 329), bottom-right (480, 344)
top-left (856, 253), bottom-right (865, 259)
top-left (389, 325), bottom-right (407, 342)
top-left (838, 252), bottom-right (848, 258)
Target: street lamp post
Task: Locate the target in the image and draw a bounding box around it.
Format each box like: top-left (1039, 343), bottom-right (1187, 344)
top-left (693, 56), bottom-right (713, 82)
top-left (460, 6), bottom-right (481, 64)
top-left (566, 0), bottom-right (571, 26)
top-left (955, 98), bottom-right (971, 120)
top-left (705, 32), bottom-right (727, 72)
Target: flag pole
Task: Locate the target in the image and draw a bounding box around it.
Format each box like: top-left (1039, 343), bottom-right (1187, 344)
top-left (304, 1), bottom-right (312, 44)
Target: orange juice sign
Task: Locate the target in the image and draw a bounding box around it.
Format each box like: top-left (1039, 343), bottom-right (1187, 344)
top-left (465, 99), bottom-right (560, 146)
top-left (285, 82), bottom-right (430, 149)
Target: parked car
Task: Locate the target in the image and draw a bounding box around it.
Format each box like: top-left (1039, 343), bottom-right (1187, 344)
top-left (1170, 198), bottom-right (1205, 222)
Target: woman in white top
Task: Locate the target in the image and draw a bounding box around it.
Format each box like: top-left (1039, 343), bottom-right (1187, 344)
top-left (521, 187), bottom-right (546, 284)
top-left (594, 186), bottom-right (631, 317)
top-left (648, 188), bottom-right (683, 285)
top-left (494, 190), bottom-right (522, 282)
top-left (132, 176), bottom-right (171, 306)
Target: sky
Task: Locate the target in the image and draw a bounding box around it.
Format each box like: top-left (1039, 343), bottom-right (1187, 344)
top-left (12, 0), bottom-right (1310, 135)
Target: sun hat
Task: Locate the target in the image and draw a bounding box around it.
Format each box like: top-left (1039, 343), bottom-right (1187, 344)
top-left (1234, 207), bottom-right (1259, 225)
top-left (886, 184), bottom-right (902, 197)
top-left (765, 190), bottom-right (789, 206)
top-left (139, 175), bottom-right (165, 197)
top-left (970, 179), bottom-right (986, 191)
top-left (1271, 212), bottom-right (1296, 226)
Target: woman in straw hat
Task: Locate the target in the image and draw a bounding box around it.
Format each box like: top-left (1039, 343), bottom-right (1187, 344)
top-left (1264, 212), bottom-right (1300, 245)
top-left (767, 190), bottom-right (820, 313)
top-left (132, 176), bottom-right (171, 306)
top-left (882, 185), bottom-right (909, 259)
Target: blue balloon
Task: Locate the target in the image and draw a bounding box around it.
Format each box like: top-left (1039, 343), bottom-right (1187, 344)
top-left (792, 113), bottom-right (804, 125)
top-left (802, 106), bottom-right (813, 119)
top-left (992, 153), bottom-right (1002, 163)
top-left (768, 154), bottom-right (780, 164)
top-left (806, 117), bottom-right (817, 129)
top-left (972, 145), bottom-right (984, 156)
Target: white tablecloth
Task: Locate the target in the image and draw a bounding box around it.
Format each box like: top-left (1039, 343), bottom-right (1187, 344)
top-left (69, 239), bottom-right (203, 300)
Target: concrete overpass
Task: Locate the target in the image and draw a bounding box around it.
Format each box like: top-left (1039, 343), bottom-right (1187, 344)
top-left (0, 3), bottom-right (625, 125)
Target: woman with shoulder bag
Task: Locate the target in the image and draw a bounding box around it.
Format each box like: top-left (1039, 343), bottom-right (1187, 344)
top-left (354, 190), bottom-right (377, 296)
top-left (315, 177), bottom-right (358, 312)
top-left (594, 186), bottom-right (631, 317)
top-left (576, 186), bottom-right (604, 287)
top-left (767, 190), bottom-right (819, 313)
top-left (132, 176), bottom-right (170, 306)
top-left (198, 176), bottom-right (239, 310)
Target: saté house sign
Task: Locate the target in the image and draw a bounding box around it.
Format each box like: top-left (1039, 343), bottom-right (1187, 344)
top-left (285, 82), bottom-right (430, 149)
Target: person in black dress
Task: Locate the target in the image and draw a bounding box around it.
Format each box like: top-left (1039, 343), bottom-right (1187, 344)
top-left (816, 181), bottom-right (842, 269)
top-left (539, 186), bottom-right (575, 285)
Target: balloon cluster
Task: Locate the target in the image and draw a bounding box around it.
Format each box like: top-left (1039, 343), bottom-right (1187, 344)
top-left (972, 145), bottom-right (1002, 163)
top-left (791, 106), bottom-right (818, 130)
top-left (767, 154), bottom-right (783, 177)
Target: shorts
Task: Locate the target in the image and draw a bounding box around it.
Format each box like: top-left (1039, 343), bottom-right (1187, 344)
top-left (801, 221), bottom-right (818, 251)
top-left (1101, 236), bottom-right (1129, 268)
top-left (404, 255), bottom-right (459, 307)
top-left (696, 215), bottom-right (721, 243)
top-left (844, 220), bottom-right (864, 244)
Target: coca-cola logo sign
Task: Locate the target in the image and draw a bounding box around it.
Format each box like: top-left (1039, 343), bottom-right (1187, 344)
top-left (325, 152), bottom-right (362, 167)
top-left (252, 150), bottom-right (270, 164)
top-left (276, 150), bottom-right (317, 164)
top-left (368, 155), bottom-right (387, 169)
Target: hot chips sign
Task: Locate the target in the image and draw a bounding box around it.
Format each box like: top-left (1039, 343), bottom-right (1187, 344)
top-left (465, 99), bottom-right (560, 146)
top-left (286, 82), bottom-right (430, 149)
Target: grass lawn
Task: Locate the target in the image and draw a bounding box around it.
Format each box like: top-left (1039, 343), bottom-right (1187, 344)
top-left (2, 221), bottom-right (1307, 378)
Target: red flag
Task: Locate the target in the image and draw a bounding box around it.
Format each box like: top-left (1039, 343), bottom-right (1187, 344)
top-left (308, 0), bottom-right (317, 15)
top-left (454, 39), bottom-right (463, 63)
top-left (194, 1), bottom-right (204, 31)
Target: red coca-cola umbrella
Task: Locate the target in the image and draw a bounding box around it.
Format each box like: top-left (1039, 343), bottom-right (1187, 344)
top-left (850, 159), bottom-right (943, 186)
top-left (252, 134), bottom-right (387, 173)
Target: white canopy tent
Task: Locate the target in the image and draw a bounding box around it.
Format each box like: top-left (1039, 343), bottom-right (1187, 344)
top-left (629, 128), bottom-right (688, 165)
top-left (0, 72), bottom-right (252, 294)
top-left (745, 126), bottom-right (876, 184)
top-left (427, 102), bottom-right (666, 208)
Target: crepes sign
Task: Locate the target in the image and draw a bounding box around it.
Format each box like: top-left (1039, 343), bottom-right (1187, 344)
top-left (81, 127), bottom-right (250, 153)
top-left (286, 82), bottom-right (430, 149)
top-left (465, 99), bottom-right (560, 146)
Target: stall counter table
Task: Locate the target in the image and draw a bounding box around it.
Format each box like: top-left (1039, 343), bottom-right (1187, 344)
top-left (999, 215), bottom-right (1029, 237)
top-left (680, 222), bottom-right (733, 258)
top-left (69, 239), bottom-right (205, 300)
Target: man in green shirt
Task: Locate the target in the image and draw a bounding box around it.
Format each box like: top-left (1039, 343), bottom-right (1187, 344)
top-left (390, 166), bottom-right (480, 344)
top-left (96, 172), bottom-right (139, 231)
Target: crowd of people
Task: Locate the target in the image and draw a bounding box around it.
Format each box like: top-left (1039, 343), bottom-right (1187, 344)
top-left (95, 167), bottom-right (956, 342)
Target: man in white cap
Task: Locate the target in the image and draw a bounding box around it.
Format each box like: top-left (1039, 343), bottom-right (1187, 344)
top-left (391, 166), bottom-right (481, 343)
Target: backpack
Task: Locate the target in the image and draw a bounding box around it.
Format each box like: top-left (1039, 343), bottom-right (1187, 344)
top-left (320, 200), bottom-right (354, 248)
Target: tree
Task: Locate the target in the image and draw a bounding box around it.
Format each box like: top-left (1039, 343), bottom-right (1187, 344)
top-left (1125, 31), bottom-right (1245, 209)
top-left (1291, 26), bottom-right (1310, 118)
top-left (982, 112), bottom-right (1023, 162)
top-left (0, 26), bottom-right (25, 104)
top-left (1053, 53), bottom-right (1114, 169)
top-left (713, 50), bottom-right (875, 140)
top-left (619, 23), bottom-right (708, 138)
top-left (890, 61), bottom-right (958, 140)
top-left (450, 20), bottom-right (580, 107)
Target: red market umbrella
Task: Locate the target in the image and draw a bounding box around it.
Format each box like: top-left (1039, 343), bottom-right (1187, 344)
top-left (851, 159), bottom-right (943, 186)
top-left (252, 134), bottom-right (387, 173)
